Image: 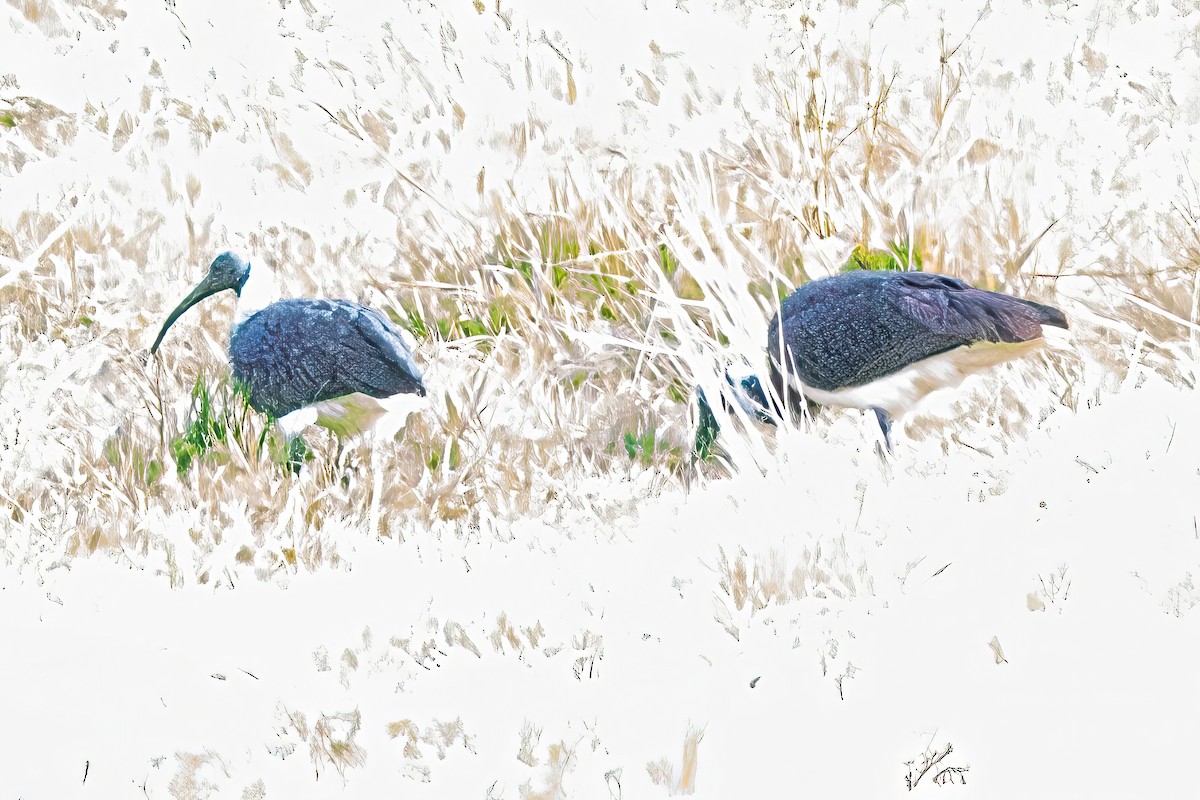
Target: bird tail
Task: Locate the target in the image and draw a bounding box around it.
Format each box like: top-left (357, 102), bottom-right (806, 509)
top-left (947, 288), bottom-right (1070, 343)
top-left (1020, 297), bottom-right (1069, 330)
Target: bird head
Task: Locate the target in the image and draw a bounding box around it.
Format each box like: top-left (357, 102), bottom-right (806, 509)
top-left (723, 372), bottom-right (782, 426)
top-left (732, 374), bottom-right (781, 425)
top-left (150, 251), bottom-right (251, 354)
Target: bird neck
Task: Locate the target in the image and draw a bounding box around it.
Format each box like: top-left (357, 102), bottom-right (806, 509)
top-left (234, 262), bottom-right (277, 324)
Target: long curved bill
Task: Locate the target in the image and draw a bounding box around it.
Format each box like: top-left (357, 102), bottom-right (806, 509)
top-left (150, 276), bottom-right (223, 354)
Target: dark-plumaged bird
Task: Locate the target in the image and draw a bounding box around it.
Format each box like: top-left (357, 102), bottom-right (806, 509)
top-left (701, 269), bottom-right (1069, 454)
top-left (151, 251), bottom-right (427, 462)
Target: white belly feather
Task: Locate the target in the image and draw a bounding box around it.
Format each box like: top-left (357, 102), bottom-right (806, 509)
top-left (800, 339), bottom-right (1046, 418)
top-left (277, 391), bottom-right (430, 441)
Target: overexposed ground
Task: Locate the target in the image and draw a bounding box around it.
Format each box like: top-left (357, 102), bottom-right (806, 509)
top-left (3, 0), bottom-right (1200, 797)
top-left (7, 376), bottom-right (1200, 797)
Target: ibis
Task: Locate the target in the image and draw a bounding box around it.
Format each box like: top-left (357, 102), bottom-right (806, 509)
top-left (151, 251), bottom-right (427, 466)
top-left (700, 269), bottom-right (1068, 453)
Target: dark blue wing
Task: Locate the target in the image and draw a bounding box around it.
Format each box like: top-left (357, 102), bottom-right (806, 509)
top-left (230, 299), bottom-right (425, 418)
top-left (767, 270), bottom-right (1067, 392)
top-left (889, 272), bottom-right (1066, 342)
top-left (333, 305), bottom-right (426, 398)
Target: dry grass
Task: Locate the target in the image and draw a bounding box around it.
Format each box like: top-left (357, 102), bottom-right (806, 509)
top-left (905, 738), bottom-right (970, 790)
top-left (167, 750), bottom-right (231, 800)
top-left (521, 740), bottom-right (577, 800)
top-left (646, 724), bottom-right (706, 795)
top-left (715, 537), bottom-right (872, 614)
top-left (5, 4), bottom-right (1200, 796)
top-left (1, 0), bottom-right (1196, 591)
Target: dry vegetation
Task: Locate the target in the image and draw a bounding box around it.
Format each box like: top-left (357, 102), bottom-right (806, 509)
top-left (4, 1), bottom-right (1200, 795)
top-left (1, 3), bottom-right (1196, 587)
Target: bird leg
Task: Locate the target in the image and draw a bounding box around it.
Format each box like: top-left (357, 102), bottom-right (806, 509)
top-left (871, 407), bottom-right (894, 455)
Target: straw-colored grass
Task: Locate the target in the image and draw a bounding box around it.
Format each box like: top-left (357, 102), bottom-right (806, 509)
top-left (8, 0), bottom-right (1188, 590)
top-left (3, 0), bottom-right (1200, 793)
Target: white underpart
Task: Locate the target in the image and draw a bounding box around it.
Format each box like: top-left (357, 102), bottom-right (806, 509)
top-left (274, 391), bottom-right (430, 442)
top-left (234, 261), bottom-right (278, 325)
top-left (366, 392), bottom-right (431, 440)
top-left (276, 406), bottom-right (319, 441)
top-left (798, 338), bottom-right (1048, 419)
top-left (1040, 323), bottom-right (1073, 351)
